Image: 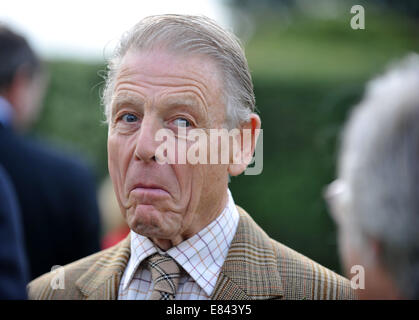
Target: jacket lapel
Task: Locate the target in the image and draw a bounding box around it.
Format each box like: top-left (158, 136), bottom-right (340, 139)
top-left (75, 234), bottom-right (131, 300)
top-left (211, 206), bottom-right (284, 300)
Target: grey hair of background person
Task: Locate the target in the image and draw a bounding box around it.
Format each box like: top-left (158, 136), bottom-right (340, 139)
top-left (337, 53), bottom-right (419, 299)
top-left (102, 14), bottom-right (256, 129)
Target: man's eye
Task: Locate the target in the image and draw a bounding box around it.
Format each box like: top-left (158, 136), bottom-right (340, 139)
top-left (173, 118), bottom-right (191, 127)
top-left (121, 113), bottom-right (138, 123)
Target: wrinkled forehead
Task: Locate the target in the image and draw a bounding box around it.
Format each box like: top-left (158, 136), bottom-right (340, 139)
top-left (111, 49), bottom-right (226, 122)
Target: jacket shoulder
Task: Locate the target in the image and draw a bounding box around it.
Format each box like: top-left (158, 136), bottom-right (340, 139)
top-left (27, 239), bottom-right (129, 300)
top-left (235, 206), bottom-right (357, 300)
top-left (270, 238), bottom-right (357, 299)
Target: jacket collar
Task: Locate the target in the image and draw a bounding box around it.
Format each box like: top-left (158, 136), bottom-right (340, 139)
top-left (75, 206), bottom-right (284, 300)
top-left (75, 236), bottom-right (131, 300)
top-left (210, 206), bottom-right (284, 300)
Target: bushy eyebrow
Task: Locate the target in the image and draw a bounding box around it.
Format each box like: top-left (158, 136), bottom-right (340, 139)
top-left (111, 92), bottom-right (207, 124)
top-left (163, 95), bottom-right (208, 123)
top-left (164, 95), bottom-right (201, 110)
top-left (111, 93), bottom-right (144, 111)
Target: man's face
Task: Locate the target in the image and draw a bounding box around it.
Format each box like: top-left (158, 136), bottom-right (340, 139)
top-left (107, 49), bottom-right (230, 249)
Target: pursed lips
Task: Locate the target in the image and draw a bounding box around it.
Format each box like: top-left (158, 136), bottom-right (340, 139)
top-left (129, 182), bottom-right (170, 200)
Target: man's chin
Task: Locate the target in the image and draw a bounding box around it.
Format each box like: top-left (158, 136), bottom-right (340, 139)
top-left (128, 205), bottom-right (182, 240)
top-left (131, 223), bottom-right (183, 250)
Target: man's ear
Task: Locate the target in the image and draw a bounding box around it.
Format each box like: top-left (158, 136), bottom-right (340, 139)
top-left (4, 66), bottom-right (31, 124)
top-left (5, 66), bottom-right (29, 106)
top-left (228, 113), bottom-right (261, 176)
top-left (367, 237), bottom-right (383, 267)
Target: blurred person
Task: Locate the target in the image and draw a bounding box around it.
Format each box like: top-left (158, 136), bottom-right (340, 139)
top-left (325, 54), bottom-right (419, 299)
top-left (99, 176), bottom-right (129, 249)
top-left (28, 14), bottom-right (355, 300)
top-left (0, 24), bottom-right (101, 280)
top-left (0, 164), bottom-right (28, 299)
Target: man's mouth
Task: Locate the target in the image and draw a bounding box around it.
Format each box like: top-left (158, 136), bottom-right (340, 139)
top-left (130, 183), bottom-right (170, 200)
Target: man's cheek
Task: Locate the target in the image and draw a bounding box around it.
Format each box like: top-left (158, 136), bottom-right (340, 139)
top-left (108, 150), bottom-right (119, 184)
top-left (108, 137), bottom-right (125, 174)
top-left (108, 139), bottom-right (126, 204)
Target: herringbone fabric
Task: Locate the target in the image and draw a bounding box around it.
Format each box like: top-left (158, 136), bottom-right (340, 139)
top-left (146, 253), bottom-right (181, 300)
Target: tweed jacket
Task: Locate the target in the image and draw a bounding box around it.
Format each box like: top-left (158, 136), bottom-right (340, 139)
top-left (27, 207), bottom-right (356, 300)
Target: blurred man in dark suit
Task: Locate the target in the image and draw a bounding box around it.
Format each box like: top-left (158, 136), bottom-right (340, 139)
top-left (0, 164), bottom-right (28, 299)
top-left (0, 24), bottom-right (101, 280)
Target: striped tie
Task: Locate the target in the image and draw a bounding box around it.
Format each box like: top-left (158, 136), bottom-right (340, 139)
top-left (146, 253), bottom-right (182, 300)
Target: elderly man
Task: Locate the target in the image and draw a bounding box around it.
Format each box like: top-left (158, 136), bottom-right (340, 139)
top-left (28, 14), bottom-right (354, 300)
top-left (325, 54), bottom-right (419, 299)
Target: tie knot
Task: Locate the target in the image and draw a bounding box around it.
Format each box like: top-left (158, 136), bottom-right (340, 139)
top-left (146, 253), bottom-right (182, 300)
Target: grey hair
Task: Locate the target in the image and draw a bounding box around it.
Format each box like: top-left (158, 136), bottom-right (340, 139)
top-left (102, 14), bottom-right (256, 129)
top-left (338, 53), bottom-right (419, 298)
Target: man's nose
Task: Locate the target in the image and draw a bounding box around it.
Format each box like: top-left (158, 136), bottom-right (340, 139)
top-left (134, 116), bottom-right (160, 163)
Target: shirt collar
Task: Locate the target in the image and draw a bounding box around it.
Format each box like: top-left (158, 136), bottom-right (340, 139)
top-left (122, 188), bottom-right (240, 296)
top-left (0, 96), bottom-right (14, 128)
